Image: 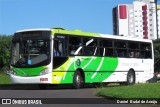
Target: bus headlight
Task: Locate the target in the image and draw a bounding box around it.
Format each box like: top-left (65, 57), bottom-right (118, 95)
top-left (40, 68), bottom-right (49, 75)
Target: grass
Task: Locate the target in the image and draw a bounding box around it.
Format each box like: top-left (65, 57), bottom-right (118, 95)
top-left (0, 72), bottom-right (11, 84)
top-left (96, 83), bottom-right (160, 98)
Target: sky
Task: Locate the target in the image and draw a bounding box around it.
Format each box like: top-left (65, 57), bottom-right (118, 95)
top-left (0, 0), bottom-right (159, 35)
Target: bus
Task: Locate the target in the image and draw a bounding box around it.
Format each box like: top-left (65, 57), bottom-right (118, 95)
top-left (10, 28), bottom-right (154, 89)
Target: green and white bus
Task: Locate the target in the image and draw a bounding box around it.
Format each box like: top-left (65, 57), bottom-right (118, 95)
top-left (10, 28), bottom-right (154, 88)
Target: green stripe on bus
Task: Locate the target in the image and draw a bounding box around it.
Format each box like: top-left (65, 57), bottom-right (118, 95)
top-left (12, 66), bottom-right (46, 76)
top-left (52, 29), bottom-right (100, 37)
top-left (60, 57), bottom-right (118, 83)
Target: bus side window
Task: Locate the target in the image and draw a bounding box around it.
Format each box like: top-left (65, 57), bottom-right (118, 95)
top-left (135, 51), bottom-right (141, 58)
top-left (105, 48), bottom-right (113, 57)
top-left (99, 48), bottom-right (104, 56)
top-left (129, 51), bottom-right (134, 58)
top-left (69, 36), bottom-right (82, 56)
top-left (53, 40), bottom-right (60, 56)
top-left (82, 38), bottom-right (98, 56)
top-left (114, 49), bottom-right (127, 57)
top-left (54, 40), bottom-right (67, 57)
top-left (100, 39), bottom-right (112, 47)
top-left (60, 41), bottom-right (67, 56)
top-left (84, 38), bottom-right (97, 46)
top-left (114, 40), bottom-right (127, 58)
top-left (140, 43), bottom-right (152, 59)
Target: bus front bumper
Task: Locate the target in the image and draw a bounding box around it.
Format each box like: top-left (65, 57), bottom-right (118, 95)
top-left (10, 73), bottom-right (52, 84)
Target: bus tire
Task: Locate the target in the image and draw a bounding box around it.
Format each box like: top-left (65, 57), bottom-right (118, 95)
top-left (127, 70), bottom-right (135, 85)
top-left (73, 71), bottom-right (83, 89)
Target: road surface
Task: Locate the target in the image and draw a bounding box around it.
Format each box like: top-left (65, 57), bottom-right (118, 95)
top-left (0, 84), bottom-right (157, 107)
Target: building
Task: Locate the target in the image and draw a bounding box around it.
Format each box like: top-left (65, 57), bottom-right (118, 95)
top-left (157, 5), bottom-right (160, 39)
top-left (113, 0), bottom-right (158, 40)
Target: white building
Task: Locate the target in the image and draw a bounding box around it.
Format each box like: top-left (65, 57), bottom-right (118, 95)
top-left (157, 5), bottom-right (160, 39)
top-left (113, 0), bottom-right (158, 40)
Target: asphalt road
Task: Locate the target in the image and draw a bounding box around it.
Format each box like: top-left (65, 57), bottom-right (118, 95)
top-left (0, 84), bottom-right (99, 98)
top-left (0, 84), bottom-right (158, 107)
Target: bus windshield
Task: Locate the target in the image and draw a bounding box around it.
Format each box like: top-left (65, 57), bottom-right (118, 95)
top-left (11, 31), bottom-right (51, 68)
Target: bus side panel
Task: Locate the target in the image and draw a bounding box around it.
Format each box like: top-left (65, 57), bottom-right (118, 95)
top-left (137, 59), bottom-right (154, 83)
top-left (52, 58), bottom-right (74, 84)
top-left (103, 58), bottom-right (154, 83)
top-left (82, 57), bottom-right (119, 83)
top-left (103, 58), bottom-right (144, 82)
top-left (52, 56), bottom-right (154, 84)
top-left (52, 56), bottom-right (119, 84)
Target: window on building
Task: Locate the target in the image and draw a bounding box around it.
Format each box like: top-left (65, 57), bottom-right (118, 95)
top-left (130, 9), bottom-right (133, 12)
top-left (130, 35), bottom-right (134, 37)
top-left (130, 30), bottom-right (134, 32)
top-left (130, 14), bottom-right (133, 17)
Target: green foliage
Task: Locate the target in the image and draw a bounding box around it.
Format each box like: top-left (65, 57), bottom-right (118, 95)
top-left (153, 40), bottom-right (160, 72)
top-left (0, 72), bottom-right (11, 84)
top-left (0, 35), bottom-right (12, 72)
top-left (96, 83), bottom-right (160, 98)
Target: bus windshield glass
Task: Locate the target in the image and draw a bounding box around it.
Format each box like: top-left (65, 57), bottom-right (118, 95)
top-left (11, 31), bottom-right (51, 67)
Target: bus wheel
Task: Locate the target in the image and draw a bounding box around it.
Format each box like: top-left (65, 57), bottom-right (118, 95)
top-left (73, 71), bottom-right (83, 89)
top-left (127, 70), bottom-right (135, 85)
top-left (38, 84), bottom-right (48, 89)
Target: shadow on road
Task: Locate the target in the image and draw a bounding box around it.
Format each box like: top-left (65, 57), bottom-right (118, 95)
top-left (0, 83), bottom-right (120, 90)
top-left (0, 84), bottom-right (93, 90)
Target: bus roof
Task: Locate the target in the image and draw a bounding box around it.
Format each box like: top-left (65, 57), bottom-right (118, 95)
top-left (16, 28), bottom-right (51, 33)
top-left (15, 28), bottom-right (152, 43)
top-left (52, 28), bottom-right (152, 43)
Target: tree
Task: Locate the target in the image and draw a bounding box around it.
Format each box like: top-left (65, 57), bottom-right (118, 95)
top-left (0, 35), bottom-right (12, 72)
top-left (153, 39), bottom-right (160, 72)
